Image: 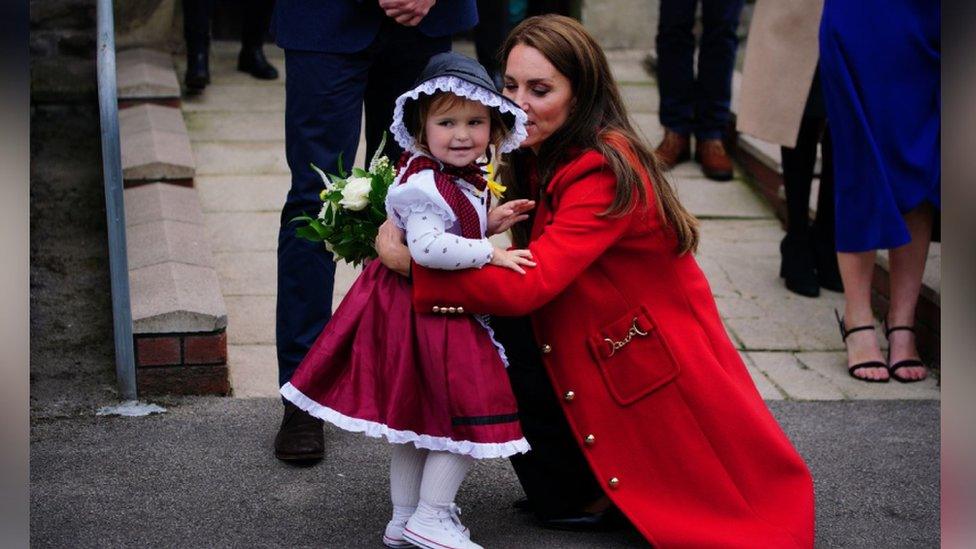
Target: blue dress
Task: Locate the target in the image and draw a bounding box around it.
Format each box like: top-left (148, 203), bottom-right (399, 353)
top-left (819, 0), bottom-right (940, 253)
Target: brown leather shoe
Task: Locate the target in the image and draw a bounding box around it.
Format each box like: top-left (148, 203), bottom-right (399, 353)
top-left (653, 130), bottom-right (691, 170)
top-left (695, 139), bottom-right (734, 181)
top-left (274, 401), bottom-right (324, 463)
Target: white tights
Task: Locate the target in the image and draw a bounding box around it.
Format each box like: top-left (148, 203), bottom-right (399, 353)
top-left (390, 443), bottom-right (474, 516)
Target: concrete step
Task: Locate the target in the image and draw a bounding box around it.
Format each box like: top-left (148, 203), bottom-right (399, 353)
top-left (116, 48), bottom-right (181, 106)
top-left (119, 104), bottom-right (195, 182)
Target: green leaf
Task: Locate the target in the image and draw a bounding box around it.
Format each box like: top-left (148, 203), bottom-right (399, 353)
top-left (351, 167), bottom-right (369, 178)
top-left (336, 152), bottom-right (347, 178)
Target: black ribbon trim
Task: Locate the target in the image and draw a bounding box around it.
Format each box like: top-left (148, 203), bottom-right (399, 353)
top-left (451, 413), bottom-right (520, 426)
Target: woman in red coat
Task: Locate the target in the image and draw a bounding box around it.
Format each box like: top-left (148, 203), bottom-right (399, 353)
top-left (377, 15), bottom-right (815, 548)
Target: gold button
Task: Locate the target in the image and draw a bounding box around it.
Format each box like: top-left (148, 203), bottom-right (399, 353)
top-left (432, 306), bottom-right (441, 313)
top-left (584, 434), bottom-right (596, 446)
top-left (457, 307), bottom-right (464, 314)
top-left (448, 307), bottom-right (457, 314)
top-left (541, 344), bottom-right (552, 354)
top-left (563, 390), bottom-right (575, 401)
top-left (608, 477), bottom-right (619, 489)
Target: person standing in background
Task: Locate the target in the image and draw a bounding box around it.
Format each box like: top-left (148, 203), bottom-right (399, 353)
top-left (819, 0), bottom-right (939, 383)
top-left (653, 0), bottom-right (744, 181)
top-left (270, 0), bottom-right (478, 463)
top-left (737, 0), bottom-right (842, 297)
top-left (182, 0), bottom-right (279, 92)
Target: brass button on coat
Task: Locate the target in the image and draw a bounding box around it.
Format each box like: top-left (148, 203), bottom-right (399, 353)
top-left (563, 390), bottom-right (576, 401)
top-left (448, 307), bottom-right (457, 314)
top-left (584, 434), bottom-right (596, 446)
top-left (457, 307), bottom-right (464, 314)
top-left (432, 306), bottom-right (441, 313)
top-left (541, 343), bottom-right (552, 354)
top-left (608, 477), bottom-right (620, 489)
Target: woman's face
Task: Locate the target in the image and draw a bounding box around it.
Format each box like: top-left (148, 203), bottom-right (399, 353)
top-left (503, 44), bottom-right (574, 153)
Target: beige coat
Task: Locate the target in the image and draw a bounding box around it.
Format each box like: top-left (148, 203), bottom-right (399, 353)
top-left (736, 0), bottom-right (824, 148)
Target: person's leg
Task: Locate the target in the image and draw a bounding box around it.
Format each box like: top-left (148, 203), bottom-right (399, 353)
top-left (812, 125), bottom-right (843, 291)
top-left (695, 0), bottom-right (743, 139)
top-left (404, 452), bottom-right (477, 548)
top-left (182, 0), bottom-right (213, 90)
top-left (837, 250), bottom-right (887, 381)
top-left (275, 49), bottom-right (368, 460)
top-left (655, 0), bottom-right (697, 136)
top-left (885, 203), bottom-right (934, 380)
top-left (238, 0), bottom-right (278, 79)
top-left (364, 23), bottom-right (452, 163)
top-left (474, 0), bottom-right (509, 88)
top-left (491, 316), bottom-right (604, 521)
top-left (385, 444), bottom-right (430, 546)
top-left (779, 116), bottom-right (823, 297)
top-left (693, 0), bottom-right (743, 180)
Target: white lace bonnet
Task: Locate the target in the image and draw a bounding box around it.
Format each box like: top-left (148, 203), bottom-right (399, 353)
top-left (390, 51), bottom-right (528, 155)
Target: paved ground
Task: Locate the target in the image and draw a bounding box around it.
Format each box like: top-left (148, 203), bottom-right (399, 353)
top-left (27, 40), bottom-right (941, 548)
top-left (30, 397), bottom-right (939, 548)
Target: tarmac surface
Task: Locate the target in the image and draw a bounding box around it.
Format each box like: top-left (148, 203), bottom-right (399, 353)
top-left (30, 398), bottom-right (938, 548)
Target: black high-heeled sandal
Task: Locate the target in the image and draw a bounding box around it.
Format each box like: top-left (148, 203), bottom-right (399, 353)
top-left (835, 309), bottom-right (888, 382)
top-left (883, 320), bottom-right (928, 383)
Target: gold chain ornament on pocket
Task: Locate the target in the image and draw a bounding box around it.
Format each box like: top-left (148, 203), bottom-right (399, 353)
top-left (604, 318), bottom-right (649, 357)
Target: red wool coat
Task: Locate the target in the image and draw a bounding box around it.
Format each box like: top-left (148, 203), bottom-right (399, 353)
top-left (412, 150), bottom-right (815, 547)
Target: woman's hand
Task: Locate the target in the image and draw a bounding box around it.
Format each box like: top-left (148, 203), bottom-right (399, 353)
top-left (490, 247), bottom-right (536, 275)
top-left (374, 220), bottom-right (411, 277)
top-left (487, 199), bottom-right (535, 235)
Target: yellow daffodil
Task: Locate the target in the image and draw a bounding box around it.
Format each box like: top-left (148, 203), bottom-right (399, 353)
top-left (485, 162), bottom-right (507, 199)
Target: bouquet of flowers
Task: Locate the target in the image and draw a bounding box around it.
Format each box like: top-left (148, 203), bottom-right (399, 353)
top-left (290, 134), bottom-right (396, 266)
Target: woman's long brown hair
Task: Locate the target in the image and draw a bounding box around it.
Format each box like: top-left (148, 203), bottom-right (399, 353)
top-left (497, 15), bottom-right (699, 254)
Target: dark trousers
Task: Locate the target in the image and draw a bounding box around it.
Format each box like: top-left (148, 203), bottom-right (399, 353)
top-left (277, 24), bottom-right (451, 386)
top-left (656, 0), bottom-right (744, 139)
top-left (182, 0), bottom-right (275, 53)
top-left (491, 315), bottom-right (603, 519)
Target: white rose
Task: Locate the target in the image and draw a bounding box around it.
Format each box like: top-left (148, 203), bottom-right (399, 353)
top-left (338, 176), bottom-right (372, 211)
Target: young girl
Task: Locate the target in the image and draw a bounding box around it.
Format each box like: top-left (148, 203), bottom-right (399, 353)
top-left (280, 52), bottom-right (534, 549)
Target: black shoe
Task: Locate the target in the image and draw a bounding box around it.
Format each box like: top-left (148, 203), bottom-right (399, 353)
top-left (184, 50), bottom-right (210, 92)
top-left (512, 497), bottom-right (532, 513)
top-left (274, 401), bottom-right (324, 463)
top-left (238, 47), bottom-right (279, 80)
top-left (779, 233), bottom-right (819, 297)
top-left (540, 507), bottom-right (628, 532)
top-left (836, 310), bottom-right (889, 383)
top-left (812, 231), bottom-right (843, 292)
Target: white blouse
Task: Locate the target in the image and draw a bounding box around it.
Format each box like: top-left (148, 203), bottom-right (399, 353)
top-left (385, 164), bottom-right (494, 270)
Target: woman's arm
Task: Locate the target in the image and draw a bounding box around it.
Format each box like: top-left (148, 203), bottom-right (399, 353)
top-left (412, 163), bottom-right (634, 316)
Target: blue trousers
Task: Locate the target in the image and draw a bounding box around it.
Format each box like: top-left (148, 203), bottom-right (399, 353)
top-left (277, 24), bottom-right (451, 386)
top-left (656, 0), bottom-right (744, 139)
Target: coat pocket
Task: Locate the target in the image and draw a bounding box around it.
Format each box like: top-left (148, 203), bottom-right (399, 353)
top-left (587, 305), bottom-right (680, 406)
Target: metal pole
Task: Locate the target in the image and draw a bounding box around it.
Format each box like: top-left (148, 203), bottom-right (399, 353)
top-left (95, 0), bottom-right (137, 400)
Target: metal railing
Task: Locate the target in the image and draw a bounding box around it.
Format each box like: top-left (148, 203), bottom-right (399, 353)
top-left (95, 0), bottom-right (137, 400)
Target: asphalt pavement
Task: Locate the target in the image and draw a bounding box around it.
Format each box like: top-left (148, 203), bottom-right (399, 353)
top-left (30, 397), bottom-right (938, 548)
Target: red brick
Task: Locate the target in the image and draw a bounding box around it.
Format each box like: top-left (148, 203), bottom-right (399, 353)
top-left (138, 365), bottom-right (230, 396)
top-left (184, 331), bottom-right (227, 365)
top-left (135, 336), bottom-right (181, 367)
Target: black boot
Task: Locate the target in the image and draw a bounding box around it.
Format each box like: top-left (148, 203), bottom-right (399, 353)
top-left (813, 126), bottom-right (843, 292)
top-left (274, 401), bottom-right (324, 463)
top-left (780, 233), bottom-right (820, 297)
top-left (184, 50), bottom-right (210, 92)
top-left (238, 47), bottom-right (279, 80)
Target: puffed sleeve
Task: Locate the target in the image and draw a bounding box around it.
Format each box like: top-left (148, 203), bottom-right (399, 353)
top-left (386, 168), bottom-right (494, 270)
top-left (403, 207), bottom-right (494, 270)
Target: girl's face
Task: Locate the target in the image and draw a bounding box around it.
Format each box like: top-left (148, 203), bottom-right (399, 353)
top-left (502, 44), bottom-right (574, 153)
top-left (423, 98), bottom-right (491, 167)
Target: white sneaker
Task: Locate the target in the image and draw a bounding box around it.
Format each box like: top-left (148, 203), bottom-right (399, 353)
top-left (383, 503), bottom-right (469, 548)
top-left (402, 503), bottom-right (482, 549)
